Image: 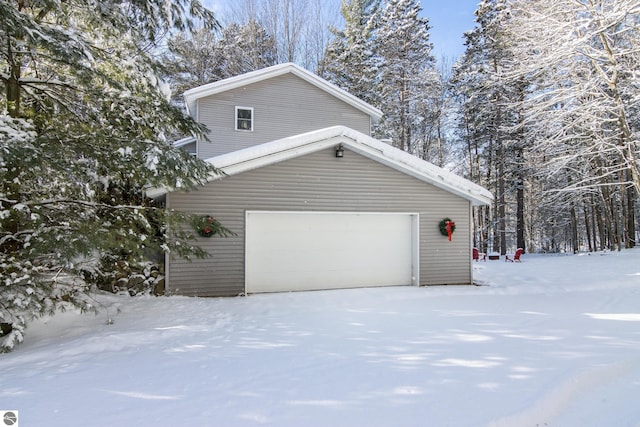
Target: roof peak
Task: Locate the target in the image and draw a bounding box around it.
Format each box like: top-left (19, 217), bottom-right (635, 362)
top-left (182, 63), bottom-right (383, 122)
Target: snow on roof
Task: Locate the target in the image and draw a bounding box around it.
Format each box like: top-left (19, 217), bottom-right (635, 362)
top-left (172, 136), bottom-right (196, 148)
top-left (182, 63), bottom-right (383, 123)
top-left (199, 126), bottom-right (492, 206)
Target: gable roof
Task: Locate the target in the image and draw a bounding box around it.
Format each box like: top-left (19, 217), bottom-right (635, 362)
top-left (149, 126), bottom-right (492, 206)
top-left (182, 63), bottom-right (383, 123)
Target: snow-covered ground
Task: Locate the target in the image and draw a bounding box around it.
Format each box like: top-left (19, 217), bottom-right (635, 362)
top-left (2, 250), bottom-right (640, 427)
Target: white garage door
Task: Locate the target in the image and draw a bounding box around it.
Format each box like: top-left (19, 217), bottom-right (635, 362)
top-left (245, 211), bottom-right (418, 293)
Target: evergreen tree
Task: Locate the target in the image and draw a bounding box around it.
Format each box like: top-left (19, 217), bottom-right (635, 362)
top-left (162, 28), bottom-right (224, 105)
top-left (319, 0), bottom-right (381, 106)
top-left (450, 0), bottom-right (525, 254)
top-left (373, 0), bottom-right (437, 154)
top-left (322, 1), bottom-right (451, 164)
top-left (162, 19), bottom-right (276, 101)
top-left (0, 0), bottom-right (229, 351)
top-left (218, 19), bottom-right (277, 79)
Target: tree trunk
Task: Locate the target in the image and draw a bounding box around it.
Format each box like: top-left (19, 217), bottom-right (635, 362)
top-left (570, 203), bottom-right (579, 253)
top-left (2, 45), bottom-right (22, 253)
top-left (583, 201), bottom-right (593, 252)
top-left (496, 103), bottom-right (506, 255)
top-left (601, 186), bottom-right (620, 251)
top-left (626, 170), bottom-right (636, 248)
top-left (593, 196), bottom-right (605, 251)
top-left (492, 193), bottom-right (500, 254)
top-left (516, 148), bottom-right (525, 252)
top-left (6, 58), bottom-right (21, 118)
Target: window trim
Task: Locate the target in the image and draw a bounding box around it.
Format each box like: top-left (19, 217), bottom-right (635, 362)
top-left (235, 106), bottom-right (254, 132)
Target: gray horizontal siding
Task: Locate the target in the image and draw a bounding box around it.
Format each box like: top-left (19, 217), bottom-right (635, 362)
top-left (196, 74), bottom-right (372, 159)
top-left (167, 146), bottom-right (472, 296)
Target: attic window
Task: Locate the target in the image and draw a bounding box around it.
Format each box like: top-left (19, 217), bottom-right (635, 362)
top-left (235, 106), bottom-right (253, 131)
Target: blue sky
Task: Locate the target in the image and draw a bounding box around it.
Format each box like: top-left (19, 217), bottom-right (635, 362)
top-left (423, 0), bottom-right (479, 59)
top-left (207, 0), bottom-right (480, 60)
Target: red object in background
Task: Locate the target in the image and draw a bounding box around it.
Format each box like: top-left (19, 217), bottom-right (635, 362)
top-left (473, 248), bottom-right (486, 261)
top-left (506, 248), bottom-right (524, 262)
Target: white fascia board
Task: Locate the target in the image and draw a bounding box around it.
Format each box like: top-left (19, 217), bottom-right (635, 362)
top-left (206, 126), bottom-right (492, 206)
top-left (207, 136), bottom-right (343, 179)
top-left (347, 141), bottom-right (492, 206)
top-left (287, 67), bottom-right (383, 122)
top-left (331, 127), bottom-right (493, 206)
top-left (183, 63), bottom-right (383, 122)
top-left (145, 129), bottom-right (337, 198)
top-left (173, 136), bottom-right (196, 148)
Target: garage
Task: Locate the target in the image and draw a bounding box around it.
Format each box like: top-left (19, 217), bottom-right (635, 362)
top-left (163, 126), bottom-right (493, 296)
top-left (245, 211), bottom-right (419, 293)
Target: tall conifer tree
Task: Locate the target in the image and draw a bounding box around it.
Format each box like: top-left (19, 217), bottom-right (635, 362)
top-left (0, 0), bottom-right (226, 351)
top-left (320, 0), bottom-right (381, 106)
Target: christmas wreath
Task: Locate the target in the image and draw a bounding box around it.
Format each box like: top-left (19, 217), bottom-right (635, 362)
top-left (195, 215), bottom-right (218, 238)
top-left (438, 218), bottom-right (456, 241)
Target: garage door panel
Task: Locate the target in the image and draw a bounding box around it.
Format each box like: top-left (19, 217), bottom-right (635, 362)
top-left (245, 211), bottom-right (417, 293)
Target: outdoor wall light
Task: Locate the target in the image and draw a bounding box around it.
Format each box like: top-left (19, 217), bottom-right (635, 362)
top-left (335, 143), bottom-right (344, 158)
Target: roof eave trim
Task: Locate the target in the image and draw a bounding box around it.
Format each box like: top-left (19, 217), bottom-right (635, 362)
top-left (206, 126), bottom-right (492, 206)
top-left (151, 126), bottom-right (493, 206)
top-left (343, 142), bottom-right (493, 206)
